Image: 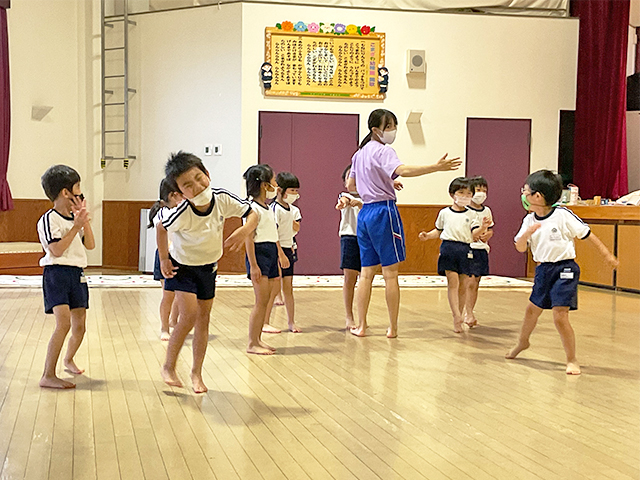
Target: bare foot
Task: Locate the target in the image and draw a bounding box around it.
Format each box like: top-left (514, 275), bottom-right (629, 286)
top-left (39, 376), bottom-right (76, 389)
top-left (191, 374), bottom-right (208, 393)
top-left (161, 366), bottom-right (183, 388)
top-left (63, 359), bottom-right (85, 375)
top-left (453, 316), bottom-right (464, 334)
top-left (350, 325), bottom-right (367, 337)
top-left (464, 315), bottom-right (478, 328)
top-left (505, 340), bottom-right (530, 359)
top-left (247, 344), bottom-right (275, 355)
top-left (273, 296), bottom-right (284, 306)
top-left (259, 340), bottom-right (276, 352)
top-left (566, 360), bottom-right (581, 375)
top-left (386, 328), bottom-right (397, 338)
top-left (262, 324), bottom-right (281, 334)
top-left (288, 323), bottom-right (302, 333)
top-left (345, 319), bottom-right (356, 330)
top-left (160, 331), bottom-right (171, 341)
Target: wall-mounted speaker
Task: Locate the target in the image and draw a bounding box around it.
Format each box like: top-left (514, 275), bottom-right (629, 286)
top-left (407, 50), bottom-right (426, 74)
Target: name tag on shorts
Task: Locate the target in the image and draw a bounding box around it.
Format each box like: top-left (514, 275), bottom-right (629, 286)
top-left (560, 270), bottom-right (574, 279)
top-left (467, 252), bottom-right (474, 259)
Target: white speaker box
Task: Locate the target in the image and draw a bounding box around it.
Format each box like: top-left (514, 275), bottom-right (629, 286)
top-left (407, 50), bottom-right (426, 74)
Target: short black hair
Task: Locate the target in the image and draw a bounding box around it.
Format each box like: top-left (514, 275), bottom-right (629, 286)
top-left (243, 164), bottom-right (274, 198)
top-left (448, 177), bottom-right (471, 196)
top-left (276, 171), bottom-right (300, 190)
top-left (525, 170), bottom-right (563, 206)
top-left (469, 176), bottom-right (488, 193)
top-left (41, 165), bottom-right (81, 201)
top-left (148, 178), bottom-right (180, 227)
top-left (164, 151), bottom-right (207, 191)
top-left (341, 164), bottom-right (351, 182)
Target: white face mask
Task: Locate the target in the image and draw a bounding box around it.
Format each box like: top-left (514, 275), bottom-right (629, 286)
top-left (266, 185), bottom-right (277, 199)
top-left (190, 186), bottom-right (212, 206)
top-left (379, 129), bottom-right (397, 145)
top-left (454, 195), bottom-right (472, 208)
top-left (284, 193), bottom-right (299, 204)
top-left (472, 192), bottom-right (487, 204)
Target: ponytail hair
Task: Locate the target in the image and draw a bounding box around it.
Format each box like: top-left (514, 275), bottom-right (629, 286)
top-left (358, 109), bottom-right (398, 149)
top-left (148, 178), bottom-right (178, 228)
top-left (243, 164), bottom-right (274, 199)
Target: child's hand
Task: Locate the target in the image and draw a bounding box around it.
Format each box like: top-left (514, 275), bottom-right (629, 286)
top-left (161, 259), bottom-right (178, 278)
top-left (279, 254), bottom-right (290, 270)
top-left (481, 217), bottom-right (491, 228)
top-left (250, 264), bottom-right (262, 282)
top-left (393, 180), bottom-right (404, 191)
top-left (606, 254), bottom-right (619, 268)
top-left (436, 153), bottom-right (462, 171)
top-left (527, 223), bottom-right (541, 236)
top-left (73, 206), bottom-right (90, 228)
top-left (349, 198), bottom-right (363, 208)
top-left (336, 196), bottom-right (349, 210)
top-left (224, 229), bottom-right (247, 252)
top-left (419, 231), bottom-right (429, 241)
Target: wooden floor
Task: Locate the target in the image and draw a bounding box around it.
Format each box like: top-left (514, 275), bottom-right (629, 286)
top-left (0, 285), bottom-right (638, 480)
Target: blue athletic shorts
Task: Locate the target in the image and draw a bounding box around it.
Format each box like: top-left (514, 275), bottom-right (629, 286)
top-left (530, 259), bottom-right (580, 310)
top-left (246, 242), bottom-right (280, 280)
top-left (357, 200), bottom-right (406, 267)
top-left (164, 257), bottom-right (217, 300)
top-left (340, 235), bottom-right (361, 271)
top-left (153, 249), bottom-right (163, 281)
top-left (280, 247), bottom-right (296, 277)
top-left (468, 248), bottom-right (489, 277)
top-left (438, 240), bottom-right (472, 276)
top-left (43, 265), bottom-right (89, 314)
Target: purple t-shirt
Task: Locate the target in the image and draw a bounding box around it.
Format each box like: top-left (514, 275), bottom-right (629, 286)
top-left (349, 141), bottom-right (402, 204)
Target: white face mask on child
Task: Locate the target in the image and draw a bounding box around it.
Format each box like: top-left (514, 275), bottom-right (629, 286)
top-left (454, 195), bottom-right (472, 208)
top-left (266, 186), bottom-right (277, 199)
top-left (284, 193), bottom-right (299, 204)
top-left (472, 192), bottom-right (487, 204)
top-left (191, 186), bottom-right (212, 206)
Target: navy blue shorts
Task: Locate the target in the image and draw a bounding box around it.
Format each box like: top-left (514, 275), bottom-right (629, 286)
top-left (163, 257), bottom-right (217, 300)
top-left (438, 240), bottom-right (472, 276)
top-left (153, 249), bottom-right (163, 281)
top-left (357, 200), bottom-right (406, 267)
top-left (246, 242), bottom-right (279, 280)
top-left (468, 248), bottom-right (489, 277)
top-left (280, 247), bottom-right (296, 277)
top-left (340, 235), bottom-right (361, 271)
top-left (530, 259), bottom-right (580, 310)
top-left (43, 265), bottom-right (89, 314)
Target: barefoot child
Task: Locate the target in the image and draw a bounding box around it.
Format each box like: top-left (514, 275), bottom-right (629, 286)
top-left (37, 165), bottom-right (95, 388)
top-left (336, 165), bottom-right (363, 330)
top-left (506, 170), bottom-right (618, 375)
top-left (148, 178), bottom-right (183, 340)
top-left (347, 108), bottom-right (461, 338)
top-left (464, 176), bottom-right (494, 327)
top-left (244, 165), bottom-right (290, 354)
top-left (157, 152), bottom-right (257, 392)
top-left (263, 171), bottom-right (302, 333)
top-left (419, 177), bottom-right (486, 333)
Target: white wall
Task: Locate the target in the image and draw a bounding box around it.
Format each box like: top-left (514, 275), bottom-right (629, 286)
top-left (241, 4), bottom-right (579, 204)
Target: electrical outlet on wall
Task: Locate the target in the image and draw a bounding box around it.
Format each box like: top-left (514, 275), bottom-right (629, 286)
top-left (213, 144), bottom-right (222, 156)
top-left (204, 144), bottom-right (213, 156)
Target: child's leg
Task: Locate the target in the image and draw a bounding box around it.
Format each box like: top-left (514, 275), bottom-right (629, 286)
top-left (40, 305), bottom-right (75, 389)
top-left (458, 274), bottom-right (469, 320)
top-left (162, 291), bottom-right (198, 387)
top-left (445, 271), bottom-right (464, 333)
top-left (351, 266), bottom-right (376, 337)
top-left (247, 277), bottom-right (275, 355)
top-left (381, 263), bottom-right (400, 338)
top-left (282, 276), bottom-right (300, 332)
top-left (342, 269), bottom-right (359, 329)
top-left (64, 308), bottom-right (87, 374)
top-left (505, 301), bottom-right (543, 359)
top-left (190, 298), bottom-right (214, 393)
top-left (262, 278), bottom-right (282, 334)
top-left (552, 306), bottom-right (580, 375)
top-left (465, 276), bottom-right (481, 326)
top-left (274, 279), bottom-right (285, 306)
top-left (159, 280), bottom-right (175, 340)
top-left (169, 299), bottom-right (179, 328)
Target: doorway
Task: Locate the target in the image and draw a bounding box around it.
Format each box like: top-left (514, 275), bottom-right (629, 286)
top-left (258, 112), bottom-right (360, 274)
top-left (466, 118), bottom-right (532, 278)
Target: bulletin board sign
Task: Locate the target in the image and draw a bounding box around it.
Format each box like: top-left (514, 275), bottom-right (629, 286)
top-left (264, 24), bottom-right (386, 100)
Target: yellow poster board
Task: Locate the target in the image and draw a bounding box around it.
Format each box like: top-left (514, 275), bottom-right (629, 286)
top-left (264, 25), bottom-right (385, 100)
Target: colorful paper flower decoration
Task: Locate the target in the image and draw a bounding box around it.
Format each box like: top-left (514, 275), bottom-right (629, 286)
top-left (275, 21), bottom-right (376, 36)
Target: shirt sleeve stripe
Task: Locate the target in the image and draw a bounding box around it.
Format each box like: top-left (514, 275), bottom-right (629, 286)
top-left (211, 188), bottom-right (250, 205)
top-left (162, 201), bottom-right (189, 228)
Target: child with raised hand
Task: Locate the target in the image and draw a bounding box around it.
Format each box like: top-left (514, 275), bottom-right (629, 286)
top-left (148, 178), bottom-right (183, 340)
top-left (464, 176), bottom-right (494, 327)
top-left (419, 177), bottom-right (484, 333)
top-left (244, 164), bottom-right (290, 355)
top-left (347, 108), bottom-right (461, 338)
top-left (506, 170), bottom-right (618, 375)
top-left (336, 165), bottom-right (363, 330)
top-left (157, 151), bottom-right (257, 393)
top-left (263, 171), bottom-right (302, 333)
top-left (37, 165), bottom-right (96, 388)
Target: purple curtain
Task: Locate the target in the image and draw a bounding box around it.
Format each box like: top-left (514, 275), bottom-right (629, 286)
top-left (0, 7), bottom-right (11, 211)
top-left (571, 0), bottom-right (630, 199)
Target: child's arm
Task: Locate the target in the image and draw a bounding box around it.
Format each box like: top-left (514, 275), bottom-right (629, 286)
top-left (479, 229), bottom-right (494, 242)
top-left (156, 223), bottom-right (178, 278)
top-left (82, 221), bottom-right (96, 250)
top-left (224, 210), bottom-right (258, 252)
top-left (514, 223), bottom-right (540, 252)
top-left (245, 236), bottom-right (261, 282)
top-left (586, 233), bottom-right (619, 267)
top-left (418, 229), bottom-right (441, 241)
top-left (48, 207), bottom-right (90, 258)
top-left (472, 217), bottom-right (492, 242)
top-left (292, 220), bottom-right (300, 233)
top-left (394, 153), bottom-right (461, 177)
top-left (277, 242), bottom-right (290, 269)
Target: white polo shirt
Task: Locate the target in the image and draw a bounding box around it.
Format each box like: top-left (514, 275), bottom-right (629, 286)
top-left (37, 209), bottom-right (88, 268)
top-left (161, 188), bottom-right (251, 265)
top-left (338, 192), bottom-right (360, 237)
top-left (435, 207), bottom-right (475, 244)
top-left (514, 207), bottom-right (591, 263)
top-left (250, 200), bottom-right (279, 243)
top-left (270, 201), bottom-right (301, 248)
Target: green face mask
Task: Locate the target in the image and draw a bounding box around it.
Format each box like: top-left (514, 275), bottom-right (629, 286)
top-left (521, 193), bottom-right (531, 211)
